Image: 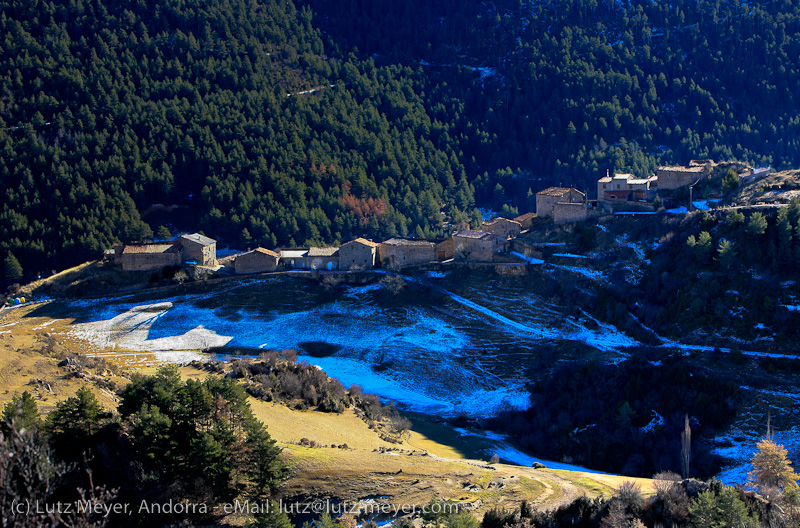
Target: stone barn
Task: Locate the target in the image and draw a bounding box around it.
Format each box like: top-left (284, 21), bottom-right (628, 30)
top-left (179, 233), bottom-right (216, 266)
top-left (339, 238), bottom-right (379, 270)
top-left (307, 247), bottom-right (340, 270)
top-left (656, 165), bottom-right (709, 190)
top-left (379, 238), bottom-right (436, 268)
top-left (234, 248), bottom-right (280, 274)
top-left (482, 217), bottom-right (522, 239)
top-left (452, 231), bottom-right (504, 261)
top-left (434, 238), bottom-right (455, 260)
top-left (536, 187), bottom-right (586, 218)
top-left (120, 244), bottom-right (181, 271)
top-left (514, 212), bottom-right (536, 230)
top-left (279, 249), bottom-right (309, 269)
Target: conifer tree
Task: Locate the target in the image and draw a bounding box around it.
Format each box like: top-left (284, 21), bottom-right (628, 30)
top-left (3, 252), bottom-right (23, 281)
top-left (747, 437), bottom-right (800, 497)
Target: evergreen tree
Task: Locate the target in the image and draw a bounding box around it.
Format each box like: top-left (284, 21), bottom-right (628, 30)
top-left (689, 485), bottom-right (757, 528)
top-left (155, 226), bottom-right (172, 241)
top-left (1, 391), bottom-right (41, 434)
top-left (45, 386), bottom-right (104, 460)
top-left (3, 252), bottom-right (23, 281)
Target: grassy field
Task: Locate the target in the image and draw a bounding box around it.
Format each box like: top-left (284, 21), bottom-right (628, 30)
top-left (0, 301), bottom-right (655, 520)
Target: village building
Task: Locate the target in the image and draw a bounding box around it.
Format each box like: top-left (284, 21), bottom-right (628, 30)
top-left (307, 247), bottom-right (340, 270)
top-left (514, 212), bottom-right (536, 230)
top-left (434, 238), bottom-right (455, 261)
top-left (452, 230), bottom-right (505, 261)
top-left (234, 248), bottom-right (280, 274)
top-left (279, 249), bottom-right (309, 269)
top-left (597, 172), bottom-right (658, 204)
top-left (339, 238), bottom-right (379, 270)
top-left (656, 164), bottom-right (709, 190)
top-left (536, 187), bottom-right (586, 218)
top-left (379, 238), bottom-right (436, 268)
top-left (482, 217), bottom-right (523, 239)
top-left (178, 233), bottom-right (216, 266)
top-left (120, 244), bottom-right (181, 271)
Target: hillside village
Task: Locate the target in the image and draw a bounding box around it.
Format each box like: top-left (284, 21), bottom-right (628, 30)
top-left (108, 160), bottom-right (772, 276)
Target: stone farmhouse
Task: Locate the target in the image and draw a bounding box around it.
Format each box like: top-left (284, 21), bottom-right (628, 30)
top-left (656, 163), bottom-right (710, 190)
top-left (536, 187), bottom-right (586, 218)
top-left (234, 248), bottom-right (280, 274)
top-left (279, 249), bottom-right (310, 269)
top-left (379, 238), bottom-right (437, 268)
top-left (597, 172), bottom-right (658, 204)
top-left (338, 238), bottom-right (379, 270)
top-left (178, 233), bottom-right (217, 266)
top-left (433, 237), bottom-right (455, 261)
top-left (307, 247), bottom-right (340, 270)
top-left (120, 244), bottom-right (181, 271)
top-left (452, 230), bottom-right (505, 261)
top-left (514, 212), bottom-right (536, 230)
top-left (279, 247), bottom-right (340, 270)
top-left (535, 187), bottom-right (596, 225)
top-left (117, 232), bottom-right (217, 271)
top-left (482, 217), bottom-right (522, 239)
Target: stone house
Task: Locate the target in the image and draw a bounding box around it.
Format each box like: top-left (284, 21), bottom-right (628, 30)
top-left (339, 238), bottom-right (379, 270)
top-left (452, 230), bottom-right (505, 261)
top-left (514, 212), bottom-right (536, 230)
top-left (234, 248), bottom-right (280, 274)
top-left (656, 164), bottom-right (709, 190)
top-left (307, 247), bottom-right (340, 270)
top-left (178, 233), bottom-right (216, 266)
top-left (536, 187), bottom-right (586, 218)
top-left (379, 238), bottom-right (436, 268)
top-left (120, 244), bottom-right (181, 271)
top-left (597, 172), bottom-right (657, 204)
top-left (482, 217), bottom-right (523, 239)
top-left (434, 238), bottom-right (455, 260)
top-left (279, 249), bottom-right (309, 269)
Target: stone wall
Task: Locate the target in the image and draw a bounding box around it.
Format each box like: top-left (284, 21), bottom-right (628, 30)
top-left (181, 240), bottom-right (216, 265)
top-left (379, 242), bottom-right (435, 268)
top-left (553, 202), bottom-right (589, 225)
top-left (121, 250), bottom-right (181, 271)
top-left (453, 236), bottom-right (494, 261)
top-left (482, 218), bottom-right (522, 239)
top-left (339, 241), bottom-right (377, 270)
top-left (234, 250), bottom-right (279, 274)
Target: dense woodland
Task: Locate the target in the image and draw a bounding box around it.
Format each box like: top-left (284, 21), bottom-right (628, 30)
top-left (496, 352), bottom-right (740, 479)
top-left (4, 0), bottom-right (800, 278)
top-left (1, 366), bottom-right (286, 527)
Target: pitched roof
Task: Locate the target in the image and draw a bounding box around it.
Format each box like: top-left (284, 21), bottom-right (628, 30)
top-left (454, 230), bottom-right (493, 240)
top-left (483, 217), bottom-right (522, 227)
top-left (280, 249), bottom-right (308, 258)
top-left (307, 247), bottom-right (339, 257)
top-left (514, 212), bottom-right (537, 222)
top-left (342, 237), bottom-right (379, 248)
top-left (537, 187), bottom-right (575, 197)
top-left (381, 238), bottom-right (435, 247)
top-left (658, 165), bottom-right (706, 173)
top-left (180, 233), bottom-right (215, 246)
top-left (122, 244), bottom-right (177, 254)
top-left (241, 247), bottom-right (280, 258)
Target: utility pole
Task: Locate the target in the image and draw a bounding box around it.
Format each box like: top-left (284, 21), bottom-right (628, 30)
top-left (688, 178), bottom-right (701, 212)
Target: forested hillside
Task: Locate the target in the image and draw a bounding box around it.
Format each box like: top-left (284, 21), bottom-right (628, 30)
top-left (5, 0), bottom-right (800, 277)
top-left (0, 0), bottom-right (481, 275)
top-left (306, 0), bottom-right (800, 204)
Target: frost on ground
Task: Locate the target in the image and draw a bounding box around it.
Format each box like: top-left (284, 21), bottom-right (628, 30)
top-left (64, 283), bottom-right (534, 418)
top-left (455, 427), bottom-right (611, 474)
